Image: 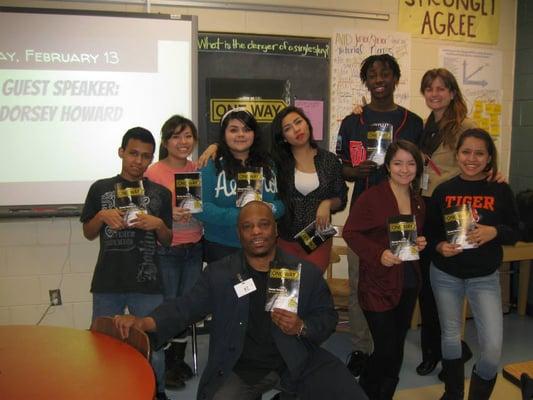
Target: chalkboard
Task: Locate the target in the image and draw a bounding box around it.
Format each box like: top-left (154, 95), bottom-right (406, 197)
top-left (198, 32), bottom-right (330, 152)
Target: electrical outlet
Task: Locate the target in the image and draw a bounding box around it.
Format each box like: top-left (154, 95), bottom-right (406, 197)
top-left (49, 289), bottom-right (62, 306)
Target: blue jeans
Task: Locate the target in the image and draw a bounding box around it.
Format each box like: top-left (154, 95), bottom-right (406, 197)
top-left (430, 264), bottom-right (502, 380)
top-left (92, 292), bottom-right (165, 393)
top-left (157, 241), bottom-right (203, 299)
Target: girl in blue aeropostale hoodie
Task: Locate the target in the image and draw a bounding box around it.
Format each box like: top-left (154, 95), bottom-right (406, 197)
top-left (196, 108), bottom-right (284, 262)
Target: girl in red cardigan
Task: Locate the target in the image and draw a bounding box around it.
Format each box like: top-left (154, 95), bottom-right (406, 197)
top-left (343, 139), bottom-right (427, 400)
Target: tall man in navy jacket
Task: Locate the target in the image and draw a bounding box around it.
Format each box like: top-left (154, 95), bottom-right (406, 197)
top-left (115, 201), bottom-right (367, 400)
top-left (335, 54), bottom-right (423, 378)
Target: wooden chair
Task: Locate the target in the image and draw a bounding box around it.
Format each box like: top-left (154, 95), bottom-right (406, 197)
top-left (90, 316), bottom-right (151, 360)
top-left (326, 243), bottom-right (350, 308)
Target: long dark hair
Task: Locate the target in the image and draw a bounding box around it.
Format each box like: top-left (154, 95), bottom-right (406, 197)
top-left (384, 139), bottom-right (424, 192)
top-left (215, 109), bottom-right (273, 181)
top-left (270, 106), bottom-right (316, 211)
top-left (420, 68), bottom-right (468, 149)
top-left (456, 128), bottom-right (498, 175)
top-left (158, 115), bottom-right (198, 160)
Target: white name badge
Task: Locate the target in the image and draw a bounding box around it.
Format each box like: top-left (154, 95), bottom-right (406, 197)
top-left (421, 169), bottom-right (429, 191)
top-left (234, 278), bottom-right (257, 298)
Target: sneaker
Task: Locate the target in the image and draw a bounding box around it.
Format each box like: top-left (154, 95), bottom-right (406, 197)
top-left (346, 351), bottom-right (369, 377)
top-left (176, 360), bottom-right (194, 381)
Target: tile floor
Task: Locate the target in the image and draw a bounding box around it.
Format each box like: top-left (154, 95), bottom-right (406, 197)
top-left (165, 312), bottom-right (533, 399)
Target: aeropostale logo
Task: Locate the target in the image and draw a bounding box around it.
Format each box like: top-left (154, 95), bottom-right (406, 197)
top-left (210, 99), bottom-right (287, 123)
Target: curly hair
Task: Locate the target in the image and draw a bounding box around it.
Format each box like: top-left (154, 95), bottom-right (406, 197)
top-left (360, 54), bottom-right (401, 84)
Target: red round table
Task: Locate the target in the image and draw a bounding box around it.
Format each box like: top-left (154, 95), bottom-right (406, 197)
top-left (0, 325), bottom-right (155, 400)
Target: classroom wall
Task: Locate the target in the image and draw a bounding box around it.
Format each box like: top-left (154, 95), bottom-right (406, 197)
top-left (511, 0), bottom-right (533, 312)
top-left (510, 0), bottom-right (533, 193)
top-left (0, 0), bottom-right (519, 328)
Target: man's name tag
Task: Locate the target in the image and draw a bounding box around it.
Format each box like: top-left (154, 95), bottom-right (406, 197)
top-left (234, 278), bottom-right (256, 298)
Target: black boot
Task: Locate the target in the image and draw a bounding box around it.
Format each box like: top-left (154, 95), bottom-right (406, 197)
top-left (468, 367), bottom-right (496, 400)
top-left (359, 368), bottom-right (379, 400)
top-left (521, 373), bottom-right (533, 400)
top-left (173, 341), bottom-right (194, 380)
top-left (439, 341), bottom-right (472, 381)
top-left (461, 341), bottom-right (473, 363)
top-left (440, 358), bottom-right (464, 400)
top-left (378, 377), bottom-right (398, 400)
top-left (164, 342), bottom-right (186, 388)
top-left (347, 351), bottom-right (370, 377)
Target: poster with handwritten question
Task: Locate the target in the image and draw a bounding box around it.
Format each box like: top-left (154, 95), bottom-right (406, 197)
top-left (329, 31), bottom-right (411, 151)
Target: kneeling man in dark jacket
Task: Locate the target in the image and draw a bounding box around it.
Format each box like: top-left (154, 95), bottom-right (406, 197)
top-left (115, 201), bottom-right (367, 400)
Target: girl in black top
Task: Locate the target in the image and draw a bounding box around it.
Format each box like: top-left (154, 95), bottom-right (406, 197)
top-left (427, 128), bottom-right (520, 400)
top-left (271, 106), bottom-right (348, 272)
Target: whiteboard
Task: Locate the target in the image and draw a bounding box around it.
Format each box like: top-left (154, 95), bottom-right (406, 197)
top-left (0, 7), bottom-right (197, 206)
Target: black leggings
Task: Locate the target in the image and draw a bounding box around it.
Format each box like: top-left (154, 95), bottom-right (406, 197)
top-left (363, 288), bottom-right (418, 381)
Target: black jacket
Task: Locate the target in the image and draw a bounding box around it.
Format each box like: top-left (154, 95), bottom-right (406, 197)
top-left (148, 248), bottom-right (339, 400)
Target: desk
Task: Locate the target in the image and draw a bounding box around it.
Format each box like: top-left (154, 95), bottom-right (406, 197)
top-left (502, 241), bottom-right (533, 316)
top-left (0, 325), bottom-right (155, 400)
top-left (503, 360), bottom-right (533, 386)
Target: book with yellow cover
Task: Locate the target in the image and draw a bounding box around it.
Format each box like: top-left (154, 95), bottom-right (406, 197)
top-left (293, 221), bottom-right (338, 254)
top-left (175, 172), bottom-right (202, 213)
top-left (114, 180), bottom-right (146, 226)
top-left (443, 204), bottom-right (477, 249)
top-left (236, 167), bottom-right (263, 207)
top-left (265, 263), bottom-right (301, 313)
top-left (388, 214), bottom-right (419, 261)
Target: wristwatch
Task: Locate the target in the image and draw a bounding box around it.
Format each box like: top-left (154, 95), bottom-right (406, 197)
top-left (297, 321), bottom-right (307, 338)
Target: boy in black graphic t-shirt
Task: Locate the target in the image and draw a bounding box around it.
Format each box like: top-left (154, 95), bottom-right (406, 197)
top-left (80, 127), bottom-right (172, 400)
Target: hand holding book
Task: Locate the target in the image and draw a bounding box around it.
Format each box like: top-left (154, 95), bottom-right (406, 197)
top-left (172, 206), bottom-right (192, 223)
top-left (381, 249), bottom-right (402, 267)
top-left (415, 236), bottom-right (427, 253)
top-left (465, 224), bottom-right (497, 247)
top-left (98, 208), bottom-right (126, 230)
top-left (436, 241), bottom-right (463, 257)
top-left (345, 159), bottom-right (378, 178)
top-left (271, 308), bottom-right (304, 336)
top-left (316, 199), bottom-right (332, 231)
top-left (129, 213), bottom-right (164, 231)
